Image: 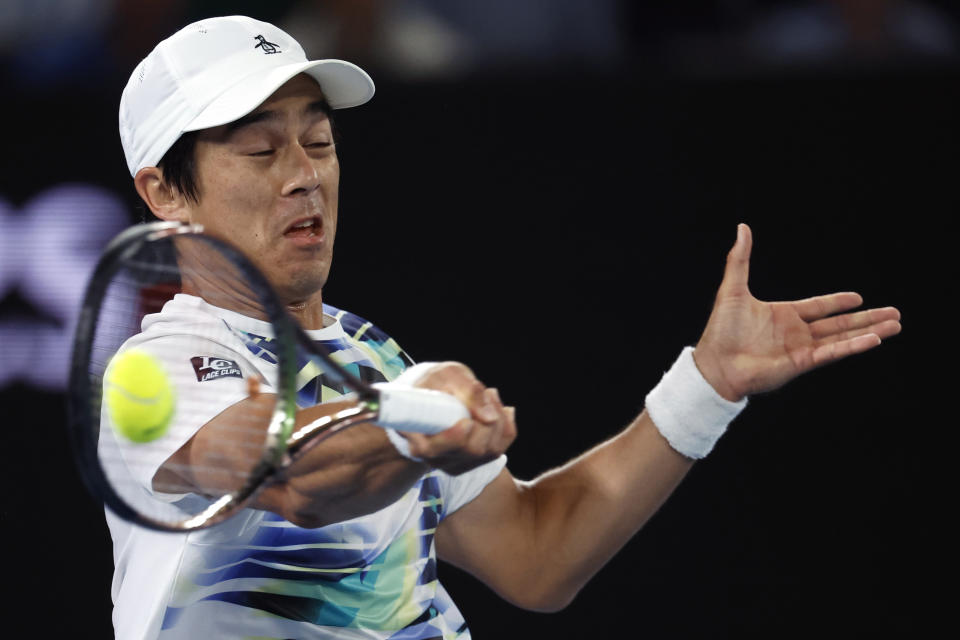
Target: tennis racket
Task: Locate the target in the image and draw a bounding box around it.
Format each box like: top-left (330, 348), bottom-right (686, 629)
top-left (68, 221), bottom-right (467, 532)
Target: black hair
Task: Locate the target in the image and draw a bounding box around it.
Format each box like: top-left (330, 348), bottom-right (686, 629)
top-left (157, 130), bottom-right (201, 204)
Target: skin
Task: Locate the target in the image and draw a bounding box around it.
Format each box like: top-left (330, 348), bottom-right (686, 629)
top-left (433, 223), bottom-right (901, 611)
top-left (137, 74), bottom-right (340, 328)
top-left (135, 74), bottom-right (514, 526)
top-left (134, 74), bottom-right (902, 612)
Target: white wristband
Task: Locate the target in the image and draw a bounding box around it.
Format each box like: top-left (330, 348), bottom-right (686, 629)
top-left (645, 347), bottom-right (747, 459)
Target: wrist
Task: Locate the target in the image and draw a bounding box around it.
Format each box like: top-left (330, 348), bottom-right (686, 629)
top-left (645, 347), bottom-right (748, 459)
top-left (384, 427), bottom-right (424, 463)
top-left (691, 343), bottom-right (745, 402)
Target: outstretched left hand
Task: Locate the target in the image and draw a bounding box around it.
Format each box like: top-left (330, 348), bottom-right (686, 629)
top-left (692, 224), bottom-right (902, 402)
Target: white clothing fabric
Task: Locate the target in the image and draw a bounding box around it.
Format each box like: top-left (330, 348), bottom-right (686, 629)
top-left (103, 294), bottom-right (505, 639)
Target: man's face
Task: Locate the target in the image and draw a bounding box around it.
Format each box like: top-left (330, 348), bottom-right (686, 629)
top-left (182, 74), bottom-right (339, 307)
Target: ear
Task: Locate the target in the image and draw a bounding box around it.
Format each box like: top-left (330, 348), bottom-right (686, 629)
top-left (134, 167), bottom-right (191, 222)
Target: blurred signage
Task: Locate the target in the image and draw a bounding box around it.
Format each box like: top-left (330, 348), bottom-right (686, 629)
top-left (0, 184), bottom-right (129, 389)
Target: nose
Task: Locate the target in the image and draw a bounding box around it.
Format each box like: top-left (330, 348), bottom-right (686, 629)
top-left (280, 143), bottom-right (321, 197)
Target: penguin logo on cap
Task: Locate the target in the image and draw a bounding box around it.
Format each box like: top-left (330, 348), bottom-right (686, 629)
top-left (253, 35), bottom-right (281, 54)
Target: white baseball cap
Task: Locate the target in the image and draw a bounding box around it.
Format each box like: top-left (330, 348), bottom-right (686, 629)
top-left (119, 15), bottom-right (375, 177)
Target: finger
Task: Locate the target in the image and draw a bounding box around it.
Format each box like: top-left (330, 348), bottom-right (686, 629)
top-left (496, 406), bottom-right (518, 450)
top-left (463, 417), bottom-right (498, 457)
top-left (809, 306), bottom-right (901, 339)
top-left (461, 389), bottom-right (506, 452)
top-left (416, 361), bottom-right (478, 394)
top-left (812, 320), bottom-right (902, 356)
top-left (430, 374), bottom-right (487, 419)
top-left (811, 333), bottom-right (883, 367)
top-left (473, 387), bottom-right (502, 423)
top-left (402, 431), bottom-right (430, 460)
top-left (719, 223), bottom-right (752, 295)
top-left (404, 418), bottom-right (472, 459)
top-left (478, 400), bottom-right (516, 458)
top-left (435, 393), bottom-right (511, 459)
top-left (791, 292), bottom-right (863, 322)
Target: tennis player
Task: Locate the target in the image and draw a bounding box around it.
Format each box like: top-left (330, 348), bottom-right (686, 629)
top-left (112, 15), bottom-right (902, 640)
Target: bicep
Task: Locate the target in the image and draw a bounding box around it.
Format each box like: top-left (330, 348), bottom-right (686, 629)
top-left (435, 468), bottom-right (543, 608)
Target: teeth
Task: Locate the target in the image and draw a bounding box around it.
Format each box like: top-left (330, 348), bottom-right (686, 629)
top-left (292, 220), bottom-right (313, 229)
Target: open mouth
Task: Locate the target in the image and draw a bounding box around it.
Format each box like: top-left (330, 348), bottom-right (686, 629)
top-left (283, 217), bottom-right (322, 238)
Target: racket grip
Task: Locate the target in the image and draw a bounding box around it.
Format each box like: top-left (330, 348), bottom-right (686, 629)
top-left (372, 384), bottom-right (469, 434)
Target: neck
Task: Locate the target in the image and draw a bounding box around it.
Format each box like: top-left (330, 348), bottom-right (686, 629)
top-left (286, 292), bottom-right (326, 330)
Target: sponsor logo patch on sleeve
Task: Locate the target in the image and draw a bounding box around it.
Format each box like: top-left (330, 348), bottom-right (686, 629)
top-left (191, 356), bottom-right (243, 382)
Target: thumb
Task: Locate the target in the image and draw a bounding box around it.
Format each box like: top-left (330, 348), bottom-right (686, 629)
top-left (719, 223), bottom-right (752, 295)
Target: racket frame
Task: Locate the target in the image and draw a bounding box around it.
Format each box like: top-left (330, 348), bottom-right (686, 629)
top-left (70, 222), bottom-right (437, 531)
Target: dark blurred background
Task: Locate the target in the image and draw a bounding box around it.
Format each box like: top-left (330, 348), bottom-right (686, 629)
top-left (1, 1), bottom-right (949, 637)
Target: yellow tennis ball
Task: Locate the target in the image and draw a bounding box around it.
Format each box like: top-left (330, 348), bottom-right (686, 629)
top-left (105, 349), bottom-right (175, 443)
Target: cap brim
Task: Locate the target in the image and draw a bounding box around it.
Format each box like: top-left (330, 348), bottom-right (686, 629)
top-left (184, 59), bottom-right (374, 132)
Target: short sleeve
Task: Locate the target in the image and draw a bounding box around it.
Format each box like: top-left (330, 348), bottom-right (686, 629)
top-left (436, 455), bottom-right (508, 518)
top-left (101, 334), bottom-right (269, 494)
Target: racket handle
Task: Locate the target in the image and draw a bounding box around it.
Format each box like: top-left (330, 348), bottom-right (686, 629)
top-left (372, 384), bottom-right (469, 434)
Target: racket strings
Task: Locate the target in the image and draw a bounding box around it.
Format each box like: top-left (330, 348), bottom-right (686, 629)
top-left (88, 233), bottom-right (284, 527)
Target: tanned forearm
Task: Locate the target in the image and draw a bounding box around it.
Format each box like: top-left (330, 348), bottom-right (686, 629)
top-left (521, 410), bottom-right (692, 608)
top-left (161, 394), bottom-right (428, 528)
top-left (440, 224), bottom-right (903, 611)
top-left (437, 409), bottom-right (693, 611)
top-left (258, 420), bottom-right (429, 528)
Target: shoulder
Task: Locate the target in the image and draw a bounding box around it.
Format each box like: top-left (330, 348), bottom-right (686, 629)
top-left (323, 302), bottom-right (415, 376)
top-left (127, 295), bottom-right (272, 390)
top-left (323, 302), bottom-right (393, 342)
top-left (435, 455), bottom-right (509, 519)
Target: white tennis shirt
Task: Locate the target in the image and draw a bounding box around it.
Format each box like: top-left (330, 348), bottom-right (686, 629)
top-left (103, 294), bottom-right (505, 639)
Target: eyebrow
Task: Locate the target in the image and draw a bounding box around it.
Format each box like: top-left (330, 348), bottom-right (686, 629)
top-left (225, 99), bottom-right (332, 135)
